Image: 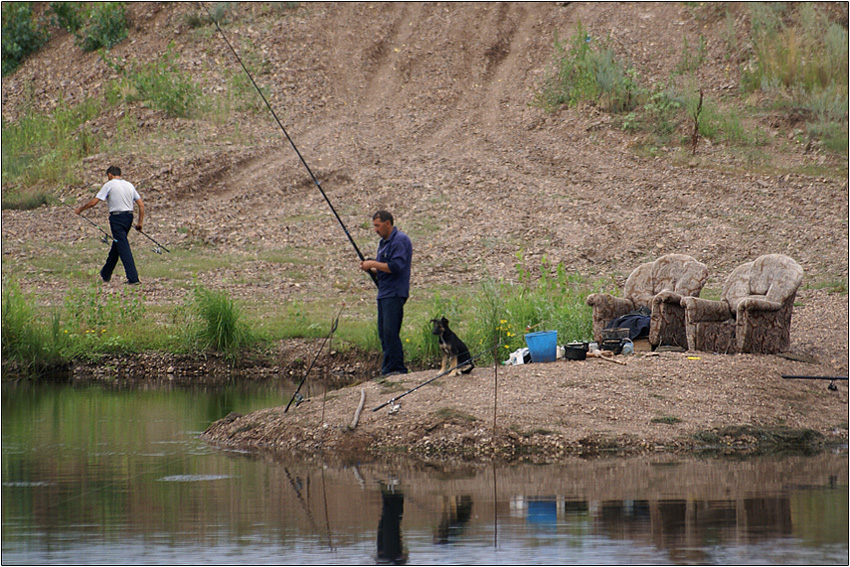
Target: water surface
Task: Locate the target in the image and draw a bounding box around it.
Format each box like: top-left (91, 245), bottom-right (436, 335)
top-left (2, 381), bottom-right (847, 564)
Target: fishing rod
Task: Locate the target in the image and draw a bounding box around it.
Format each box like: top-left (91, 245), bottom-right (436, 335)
top-left (135, 227), bottom-right (170, 254)
top-left (285, 306), bottom-right (344, 413)
top-left (201, 2), bottom-right (378, 288)
top-left (372, 345), bottom-right (501, 413)
top-left (782, 375), bottom-right (847, 391)
top-left (58, 198), bottom-right (115, 244)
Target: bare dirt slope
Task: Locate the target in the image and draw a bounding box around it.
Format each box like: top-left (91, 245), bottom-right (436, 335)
top-left (2, 3), bottom-right (848, 457)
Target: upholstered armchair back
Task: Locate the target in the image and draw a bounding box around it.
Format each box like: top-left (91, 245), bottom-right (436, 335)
top-left (624, 254), bottom-right (709, 309)
top-left (720, 261), bottom-right (755, 312)
top-left (749, 253), bottom-right (805, 306)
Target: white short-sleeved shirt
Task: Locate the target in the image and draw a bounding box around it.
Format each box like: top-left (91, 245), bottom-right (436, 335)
top-left (95, 179), bottom-right (140, 213)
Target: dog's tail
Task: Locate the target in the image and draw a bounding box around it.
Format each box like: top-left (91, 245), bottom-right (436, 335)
top-left (459, 351), bottom-right (474, 374)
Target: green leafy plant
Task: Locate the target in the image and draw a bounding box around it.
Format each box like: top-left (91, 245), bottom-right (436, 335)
top-left (1, 2), bottom-right (49, 75)
top-left (48, 1), bottom-right (84, 33)
top-left (76, 2), bottom-right (127, 52)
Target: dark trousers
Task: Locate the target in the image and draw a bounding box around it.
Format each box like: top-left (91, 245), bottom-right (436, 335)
top-left (377, 296), bottom-right (407, 375)
top-left (101, 212), bottom-right (139, 283)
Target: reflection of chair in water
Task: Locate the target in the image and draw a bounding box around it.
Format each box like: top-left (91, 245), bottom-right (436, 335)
top-left (434, 495), bottom-right (473, 544)
top-left (377, 484), bottom-right (407, 565)
top-left (586, 254), bottom-right (709, 349)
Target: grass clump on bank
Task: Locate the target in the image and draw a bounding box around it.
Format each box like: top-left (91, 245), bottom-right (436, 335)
top-left (1, 281), bottom-right (65, 376)
top-left (1, 96), bottom-right (103, 197)
top-left (189, 285), bottom-right (254, 360)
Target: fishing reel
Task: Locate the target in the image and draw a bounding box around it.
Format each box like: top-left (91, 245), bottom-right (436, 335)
top-left (101, 235), bottom-right (111, 244)
top-left (152, 246), bottom-right (163, 255)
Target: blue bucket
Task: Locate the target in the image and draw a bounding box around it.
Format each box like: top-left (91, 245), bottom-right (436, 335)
top-left (524, 330), bottom-right (558, 363)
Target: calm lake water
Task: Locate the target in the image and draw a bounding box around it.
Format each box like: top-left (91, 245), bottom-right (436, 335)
top-left (2, 380), bottom-right (848, 565)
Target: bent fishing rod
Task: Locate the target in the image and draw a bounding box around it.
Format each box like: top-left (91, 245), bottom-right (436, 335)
top-left (59, 199), bottom-right (115, 244)
top-left (202, 2), bottom-right (377, 288)
top-left (285, 306), bottom-right (344, 413)
top-left (372, 345), bottom-right (501, 413)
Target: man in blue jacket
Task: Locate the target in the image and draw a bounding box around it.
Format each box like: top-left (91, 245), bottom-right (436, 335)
top-left (360, 210), bottom-right (412, 377)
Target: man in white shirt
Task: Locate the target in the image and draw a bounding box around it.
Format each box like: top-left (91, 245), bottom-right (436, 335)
top-left (75, 165), bottom-right (145, 284)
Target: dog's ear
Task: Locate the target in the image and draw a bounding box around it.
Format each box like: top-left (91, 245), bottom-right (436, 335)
top-left (441, 316), bottom-right (448, 325)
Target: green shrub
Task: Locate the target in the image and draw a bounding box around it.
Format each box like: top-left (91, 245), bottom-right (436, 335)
top-left (2, 2), bottom-right (49, 75)
top-left (534, 21), bottom-right (640, 113)
top-left (76, 2), bottom-right (127, 52)
top-left (48, 1), bottom-right (84, 33)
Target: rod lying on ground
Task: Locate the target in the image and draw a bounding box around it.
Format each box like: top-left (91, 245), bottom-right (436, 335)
top-left (782, 374), bottom-right (847, 391)
top-left (201, 2), bottom-right (377, 288)
top-left (372, 346), bottom-right (498, 413)
top-left (284, 307), bottom-right (343, 413)
top-left (781, 375), bottom-right (848, 380)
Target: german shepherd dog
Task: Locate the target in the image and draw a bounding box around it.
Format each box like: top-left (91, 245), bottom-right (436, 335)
top-left (431, 317), bottom-right (474, 376)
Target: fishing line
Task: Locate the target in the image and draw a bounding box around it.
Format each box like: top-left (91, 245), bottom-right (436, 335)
top-left (200, 2), bottom-right (377, 287)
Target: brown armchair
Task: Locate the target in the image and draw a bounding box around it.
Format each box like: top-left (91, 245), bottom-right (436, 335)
top-left (586, 254), bottom-right (709, 348)
top-left (680, 254), bottom-right (804, 354)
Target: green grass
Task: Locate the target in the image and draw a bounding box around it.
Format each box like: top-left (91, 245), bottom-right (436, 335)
top-left (1, 96), bottom-right (103, 190)
top-left (0, 249), bottom-right (605, 377)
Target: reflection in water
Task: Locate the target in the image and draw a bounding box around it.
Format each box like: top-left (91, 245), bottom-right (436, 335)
top-left (434, 495), bottom-right (473, 544)
top-left (377, 481), bottom-right (407, 565)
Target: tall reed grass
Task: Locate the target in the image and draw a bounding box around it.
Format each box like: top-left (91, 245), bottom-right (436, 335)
top-left (1, 281), bottom-right (65, 376)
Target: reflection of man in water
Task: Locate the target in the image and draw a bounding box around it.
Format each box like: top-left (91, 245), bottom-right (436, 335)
top-left (377, 483), bottom-right (407, 565)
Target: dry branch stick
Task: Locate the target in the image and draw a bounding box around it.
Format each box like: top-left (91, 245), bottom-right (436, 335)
top-left (350, 389), bottom-right (366, 429)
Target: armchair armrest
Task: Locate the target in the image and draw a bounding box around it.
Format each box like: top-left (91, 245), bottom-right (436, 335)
top-left (680, 296), bottom-right (732, 322)
top-left (586, 293), bottom-right (634, 313)
top-left (737, 296), bottom-right (783, 313)
top-left (652, 290), bottom-right (683, 306)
